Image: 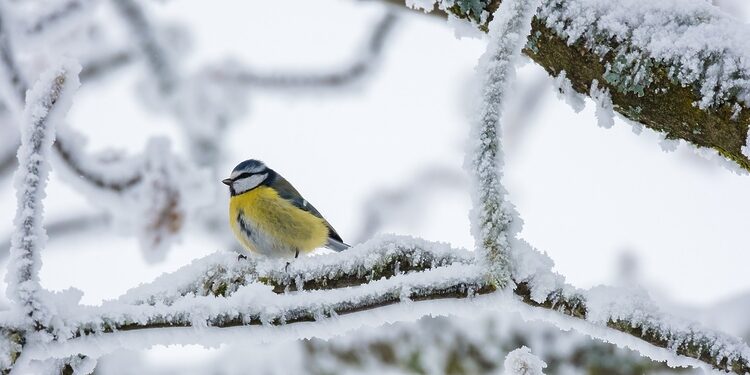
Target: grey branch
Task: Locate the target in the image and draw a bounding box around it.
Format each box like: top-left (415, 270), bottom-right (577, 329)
top-left (23, 0), bottom-right (93, 36)
top-left (211, 11), bottom-right (398, 89)
top-left (0, 213), bottom-right (109, 264)
top-left (111, 0), bottom-right (177, 94)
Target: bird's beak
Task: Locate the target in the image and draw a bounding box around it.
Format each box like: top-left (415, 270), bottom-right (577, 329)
top-left (221, 178), bottom-right (233, 186)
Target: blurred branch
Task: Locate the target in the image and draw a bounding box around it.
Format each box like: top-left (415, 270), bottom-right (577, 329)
top-left (111, 0), bottom-right (176, 94)
top-left (52, 140), bottom-right (142, 192)
top-left (0, 214), bottom-right (109, 264)
top-left (354, 166), bottom-right (465, 243)
top-left (303, 315), bottom-right (686, 375)
top-left (211, 11), bottom-right (398, 89)
top-left (23, 0), bottom-right (96, 36)
top-left (79, 49), bottom-right (135, 83)
top-left (0, 12), bottom-right (28, 107)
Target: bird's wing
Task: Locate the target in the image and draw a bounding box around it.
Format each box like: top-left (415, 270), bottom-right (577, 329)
top-left (268, 173), bottom-right (347, 245)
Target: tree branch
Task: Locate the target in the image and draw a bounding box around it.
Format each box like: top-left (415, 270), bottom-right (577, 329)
top-left (16, 236), bottom-right (743, 374)
top-left (210, 11), bottom-right (398, 90)
top-left (6, 63), bottom-right (81, 330)
top-left (468, 0), bottom-right (540, 287)
top-left (400, 0), bottom-right (750, 171)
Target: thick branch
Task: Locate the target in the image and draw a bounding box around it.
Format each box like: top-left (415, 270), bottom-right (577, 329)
top-left (41, 237), bottom-right (750, 374)
top-left (403, 0), bottom-right (750, 171)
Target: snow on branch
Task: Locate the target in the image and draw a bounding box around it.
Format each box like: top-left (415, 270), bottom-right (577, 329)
top-left (504, 346), bottom-right (547, 375)
top-left (468, 0), bottom-right (539, 286)
top-left (12, 235), bottom-right (748, 374)
top-left (209, 11), bottom-right (398, 90)
top-left (6, 62), bottom-right (81, 329)
top-left (400, 0), bottom-right (750, 172)
top-left (0, 5), bottom-right (212, 260)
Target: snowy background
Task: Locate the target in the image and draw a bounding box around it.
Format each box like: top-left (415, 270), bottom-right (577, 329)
top-left (1, 0), bottom-right (749, 373)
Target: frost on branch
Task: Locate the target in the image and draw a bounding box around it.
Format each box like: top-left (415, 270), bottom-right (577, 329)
top-left (406, 0), bottom-right (750, 171)
top-left (6, 62), bottom-right (81, 328)
top-left (552, 70), bottom-right (584, 113)
top-left (7, 233), bottom-right (739, 373)
top-left (504, 346), bottom-right (546, 375)
top-left (468, 0), bottom-right (539, 286)
top-left (590, 79), bottom-right (614, 129)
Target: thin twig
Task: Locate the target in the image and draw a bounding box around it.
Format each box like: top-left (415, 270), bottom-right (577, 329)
top-left (214, 11), bottom-right (398, 89)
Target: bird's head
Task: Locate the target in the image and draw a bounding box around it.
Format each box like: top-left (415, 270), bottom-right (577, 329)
top-left (222, 159), bottom-right (270, 196)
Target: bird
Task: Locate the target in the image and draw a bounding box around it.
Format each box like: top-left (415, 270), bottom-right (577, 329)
top-left (222, 159), bottom-right (349, 258)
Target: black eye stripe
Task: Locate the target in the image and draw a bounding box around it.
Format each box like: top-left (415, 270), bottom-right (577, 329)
top-left (235, 172), bottom-right (253, 180)
top-left (233, 169), bottom-right (268, 182)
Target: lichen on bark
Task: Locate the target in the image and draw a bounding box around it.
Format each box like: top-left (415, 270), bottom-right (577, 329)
top-left (439, 1), bottom-right (750, 171)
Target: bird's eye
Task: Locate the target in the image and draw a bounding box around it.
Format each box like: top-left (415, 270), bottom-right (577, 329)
top-left (235, 172), bottom-right (253, 180)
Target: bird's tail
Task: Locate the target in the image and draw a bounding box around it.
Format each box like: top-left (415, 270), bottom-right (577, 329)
top-left (326, 238), bottom-right (350, 252)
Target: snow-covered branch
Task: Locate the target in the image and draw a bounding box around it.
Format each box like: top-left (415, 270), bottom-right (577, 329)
top-left (468, 0), bottom-right (539, 286)
top-left (18, 236), bottom-right (747, 373)
top-left (402, 0), bottom-right (750, 172)
top-left (6, 62), bottom-right (81, 329)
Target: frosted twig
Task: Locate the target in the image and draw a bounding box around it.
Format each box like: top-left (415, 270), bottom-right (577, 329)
top-left (212, 11), bottom-right (398, 89)
top-left (468, 0), bottom-right (540, 286)
top-left (6, 63), bottom-right (81, 330)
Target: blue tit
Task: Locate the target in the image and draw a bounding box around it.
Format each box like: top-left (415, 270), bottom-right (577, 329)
top-left (222, 159), bottom-right (349, 258)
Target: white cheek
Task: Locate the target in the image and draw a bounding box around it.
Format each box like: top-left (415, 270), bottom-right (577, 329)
top-left (233, 173), bottom-right (267, 194)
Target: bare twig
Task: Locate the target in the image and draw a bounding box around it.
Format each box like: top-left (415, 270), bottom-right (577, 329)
top-left (354, 166), bottom-right (465, 243)
top-left (79, 49), bottom-right (135, 83)
top-left (111, 0), bottom-right (176, 94)
top-left (212, 11), bottom-right (398, 89)
top-left (24, 0), bottom-right (95, 36)
top-left (0, 12), bottom-right (27, 108)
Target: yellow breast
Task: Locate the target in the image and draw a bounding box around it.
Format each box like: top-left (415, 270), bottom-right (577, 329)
top-left (229, 186), bottom-right (329, 255)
